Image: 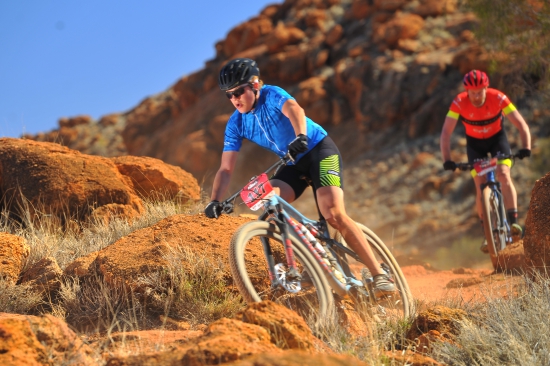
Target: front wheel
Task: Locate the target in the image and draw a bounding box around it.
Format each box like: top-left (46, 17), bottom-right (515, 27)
top-left (229, 220), bottom-right (334, 327)
top-left (334, 223), bottom-right (414, 320)
top-left (481, 187), bottom-right (507, 271)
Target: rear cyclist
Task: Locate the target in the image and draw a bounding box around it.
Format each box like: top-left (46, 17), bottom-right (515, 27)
top-left (440, 70), bottom-right (531, 251)
top-left (204, 58), bottom-right (397, 297)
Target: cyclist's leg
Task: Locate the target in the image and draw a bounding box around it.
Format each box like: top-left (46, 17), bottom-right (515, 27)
top-left (467, 139), bottom-right (491, 251)
top-left (316, 186), bottom-right (383, 277)
top-left (492, 131), bottom-right (516, 213)
top-left (306, 137), bottom-right (395, 295)
top-left (496, 163), bottom-right (517, 211)
top-left (466, 141), bottom-right (489, 221)
top-left (270, 165), bottom-right (309, 203)
top-left (492, 134), bottom-right (522, 238)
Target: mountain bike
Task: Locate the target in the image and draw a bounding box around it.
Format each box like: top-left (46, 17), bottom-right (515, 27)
top-left (456, 153), bottom-right (520, 271)
top-left (217, 153), bottom-right (413, 327)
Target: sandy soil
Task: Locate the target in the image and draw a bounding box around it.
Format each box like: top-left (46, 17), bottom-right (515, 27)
top-left (402, 264), bottom-right (523, 305)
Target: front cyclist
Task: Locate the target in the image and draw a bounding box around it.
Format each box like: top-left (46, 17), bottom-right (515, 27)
top-left (440, 70), bottom-right (532, 251)
top-left (204, 58), bottom-right (397, 297)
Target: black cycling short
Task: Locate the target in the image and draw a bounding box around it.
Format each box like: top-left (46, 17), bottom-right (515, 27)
top-left (272, 136), bottom-right (343, 200)
top-left (466, 129), bottom-right (511, 163)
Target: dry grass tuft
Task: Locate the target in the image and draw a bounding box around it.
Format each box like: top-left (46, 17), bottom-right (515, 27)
top-left (139, 245), bottom-right (243, 327)
top-left (430, 273), bottom-right (550, 365)
top-left (0, 278), bottom-right (43, 314)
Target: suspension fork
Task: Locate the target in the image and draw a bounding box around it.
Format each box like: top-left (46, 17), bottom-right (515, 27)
top-left (273, 203), bottom-right (301, 281)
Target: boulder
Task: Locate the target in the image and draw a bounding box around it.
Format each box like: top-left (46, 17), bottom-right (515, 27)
top-left (413, 0), bottom-right (457, 17)
top-left (0, 138), bottom-right (143, 225)
top-left (374, 13), bottom-right (425, 48)
top-left (523, 171), bottom-right (550, 278)
top-left (64, 214), bottom-right (256, 292)
top-left (236, 300), bottom-right (318, 350)
top-left (112, 155), bottom-right (200, 202)
top-left (0, 313), bottom-right (96, 366)
top-left (265, 22), bottom-right (306, 54)
top-left (0, 232), bottom-right (30, 284)
top-left (407, 305), bottom-right (467, 343)
top-left (221, 16), bottom-right (273, 58)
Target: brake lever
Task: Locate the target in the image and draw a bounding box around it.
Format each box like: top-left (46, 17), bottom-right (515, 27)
top-left (222, 201), bottom-right (235, 214)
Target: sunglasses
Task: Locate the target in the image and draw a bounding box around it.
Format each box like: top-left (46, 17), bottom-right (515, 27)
top-left (225, 84), bottom-right (250, 99)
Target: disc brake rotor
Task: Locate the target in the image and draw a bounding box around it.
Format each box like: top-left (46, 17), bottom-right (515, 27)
top-left (274, 263), bottom-right (301, 293)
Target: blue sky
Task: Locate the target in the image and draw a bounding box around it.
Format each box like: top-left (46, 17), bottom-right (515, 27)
top-left (0, 1), bottom-right (280, 138)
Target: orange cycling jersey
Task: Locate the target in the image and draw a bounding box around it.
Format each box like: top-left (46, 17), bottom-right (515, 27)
top-left (446, 88), bottom-right (517, 139)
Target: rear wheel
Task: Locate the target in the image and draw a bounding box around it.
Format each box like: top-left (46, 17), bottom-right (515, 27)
top-left (229, 220), bottom-right (334, 327)
top-left (481, 187), bottom-right (507, 270)
top-left (334, 222), bottom-right (414, 321)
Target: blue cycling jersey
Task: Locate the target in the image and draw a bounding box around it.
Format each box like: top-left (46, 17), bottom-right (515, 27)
top-left (223, 85), bottom-right (328, 162)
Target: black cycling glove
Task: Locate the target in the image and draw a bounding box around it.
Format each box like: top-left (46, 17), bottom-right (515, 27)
top-left (204, 200), bottom-right (223, 219)
top-left (287, 134), bottom-right (308, 158)
top-left (517, 149), bottom-right (531, 159)
top-left (443, 160), bottom-right (457, 171)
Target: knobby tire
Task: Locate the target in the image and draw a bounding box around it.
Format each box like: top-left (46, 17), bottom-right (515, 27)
top-left (334, 222), bottom-right (414, 319)
top-left (229, 220), bottom-right (334, 327)
top-left (481, 187), bottom-right (506, 270)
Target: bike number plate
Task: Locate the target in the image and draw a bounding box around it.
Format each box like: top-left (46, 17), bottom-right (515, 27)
top-left (473, 159), bottom-right (497, 176)
top-left (241, 173), bottom-right (275, 211)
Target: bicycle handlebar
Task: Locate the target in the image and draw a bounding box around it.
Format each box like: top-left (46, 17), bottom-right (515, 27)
top-left (455, 152), bottom-right (519, 171)
top-left (219, 152), bottom-right (295, 214)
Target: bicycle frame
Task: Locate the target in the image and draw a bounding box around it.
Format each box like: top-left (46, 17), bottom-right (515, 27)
top-left (456, 153), bottom-right (521, 249)
top-left (254, 193), bottom-right (363, 297)
top-left (219, 153), bottom-right (368, 297)
top-left (481, 170), bottom-right (511, 243)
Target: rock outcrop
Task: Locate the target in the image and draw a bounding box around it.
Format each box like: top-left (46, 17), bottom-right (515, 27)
top-left (523, 171), bottom-right (550, 278)
top-left (0, 313), bottom-right (96, 366)
top-left (0, 232), bottom-right (30, 284)
top-left (63, 214), bottom-right (255, 293)
top-left (0, 138), bottom-right (200, 226)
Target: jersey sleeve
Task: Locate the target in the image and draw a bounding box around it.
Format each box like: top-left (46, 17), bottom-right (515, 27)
top-left (446, 97), bottom-right (462, 120)
top-left (265, 85), bottom-right (294, 112)
top-left (223, 115), bottom-right (243, 152)
top-left (497, 92), bottom-right (517, 115)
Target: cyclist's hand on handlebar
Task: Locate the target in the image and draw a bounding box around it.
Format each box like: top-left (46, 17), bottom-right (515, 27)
top-left (204, 200), bottom-right (223, 219)
top-left (287, 134), bottom-right (308, 158)
top-left (443, 160), bottom-right (457, 171)
top-left (517, 149), bottom-right (531, 160)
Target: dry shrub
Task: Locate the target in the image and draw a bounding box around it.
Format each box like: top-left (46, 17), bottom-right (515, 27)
top-left (0, 278), bottom-right (43, 314)
top-left (55, 274), bottom-right (146, 333)
top-left (430, 273), bottom-right (550, 365)
top-left (139, 245), bottom-right (243, 327)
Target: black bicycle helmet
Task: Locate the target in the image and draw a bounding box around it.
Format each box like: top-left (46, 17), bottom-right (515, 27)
top-left (218, 58), bottom-right (260, 91)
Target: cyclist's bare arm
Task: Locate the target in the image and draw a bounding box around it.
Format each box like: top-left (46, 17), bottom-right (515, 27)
top-left (211, 151), bottom-right (239, 201)
top-left (282, 99), bottom-right (307, 136)
top-left (440, 116), bottom-right (458, 161)
top-left (506, 110), bottom-right (531, 150)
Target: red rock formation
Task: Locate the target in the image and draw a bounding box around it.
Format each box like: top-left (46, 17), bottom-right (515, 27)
top-left (0, 138), bottom-right (199, 226)
top-left (0, 313), bottom-right (96, 366)
top-left (523, 171), bottom-right (550, 278)
top-left (64, 214), bottom-right (255, 292)
top-left (112, 155), bottom-right (200, 202)
top-left (0, 233), bottom-right (29, 284)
